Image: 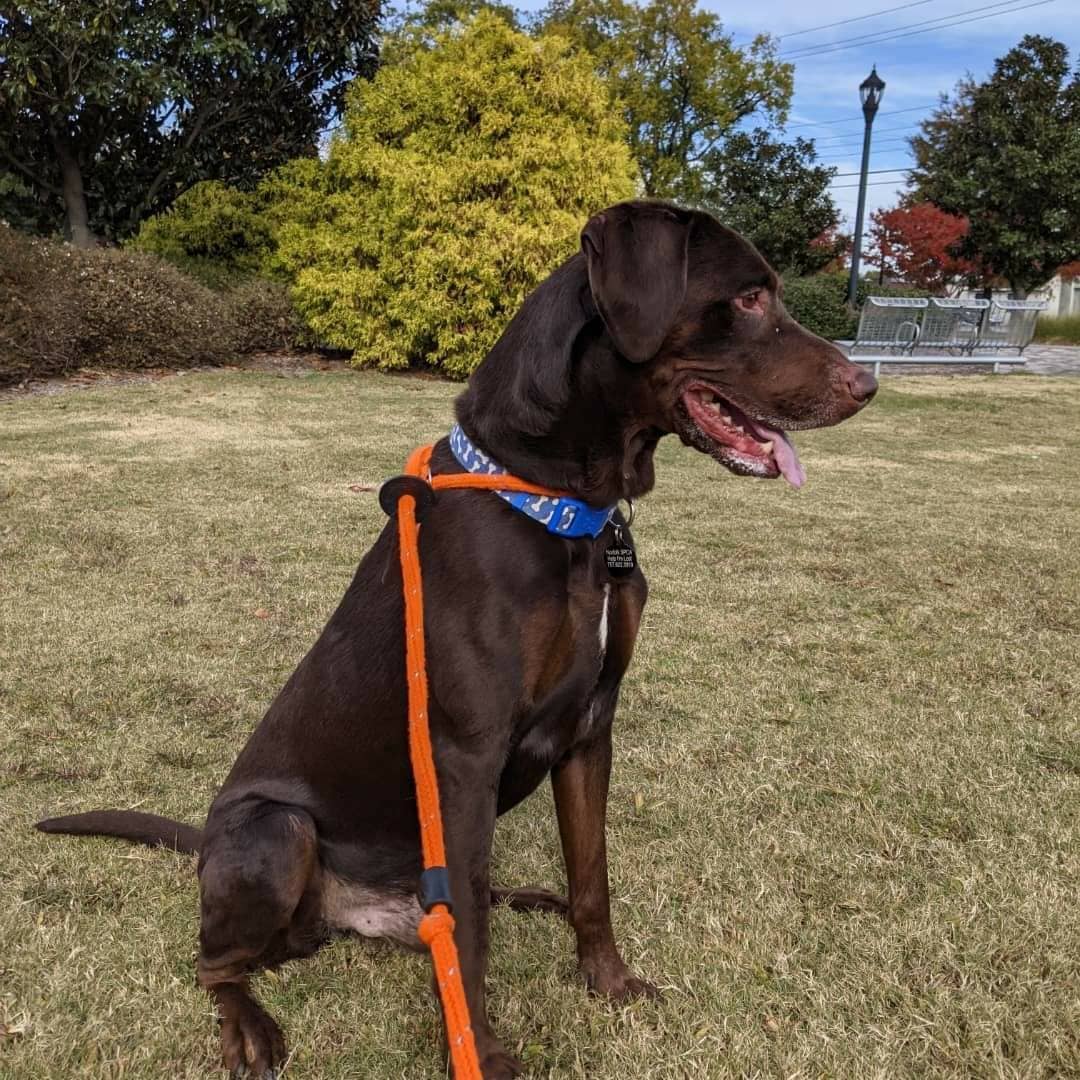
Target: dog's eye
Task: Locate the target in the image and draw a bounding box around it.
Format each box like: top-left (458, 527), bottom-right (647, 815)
top-left (734, 289), bottom-right (767, 314)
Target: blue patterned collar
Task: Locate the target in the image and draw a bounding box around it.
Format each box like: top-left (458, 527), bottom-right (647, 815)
top-left (447, 425), bottom-right (616, 539)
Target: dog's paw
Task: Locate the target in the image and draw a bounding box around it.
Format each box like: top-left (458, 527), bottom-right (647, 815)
top-left (478, 1049), bottom-right (524, 1079)
top-left (220, 1005), bottom-right (286, 1078)
top-left (583, 961), bottom-right (661, 1003)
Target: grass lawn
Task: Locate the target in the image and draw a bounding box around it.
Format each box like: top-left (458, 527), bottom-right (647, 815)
top-left (2, 369), bottom-right (1079, 1079)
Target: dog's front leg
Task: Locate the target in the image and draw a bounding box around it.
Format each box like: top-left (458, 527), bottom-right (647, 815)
top-left (437, 740), bottom-right (524, 1080)
top-left (552, 731), bottom-right (659, 1001)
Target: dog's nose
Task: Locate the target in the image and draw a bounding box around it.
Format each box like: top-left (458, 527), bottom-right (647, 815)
top-left (846, 366), bottom-right (878, 404)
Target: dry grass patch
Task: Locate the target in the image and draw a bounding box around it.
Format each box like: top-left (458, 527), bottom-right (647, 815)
top-left (2, 371), bottom-right (1079, 1079)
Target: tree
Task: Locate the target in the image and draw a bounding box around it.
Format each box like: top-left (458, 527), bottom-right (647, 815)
top-left (909, 35), bottom-right (1080, 296)
top-left (380, 0), bottom-right (519, 62)
top-left (807, 226), bottom-right (851, 276)
top-left (867, 202), bottom-right (976, 292)
top-left (389, 0), bottom-right (520, 34)
top-left (0, 0), bottom-right (379, 246)
top-left (535, 0), bottom-right (792, 203)
top-left (695, 129), bottom-right (840, 275)
top-left (273, 13), bottom-right (638, 377)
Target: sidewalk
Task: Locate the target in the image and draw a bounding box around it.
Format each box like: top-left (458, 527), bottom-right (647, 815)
top-left (836, 343), bottom-right (1080, 377)
top-left (1015, 345), bottom-right (1080, 375)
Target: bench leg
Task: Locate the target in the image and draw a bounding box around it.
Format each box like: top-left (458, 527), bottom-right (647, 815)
top-left (874, 360), bottom-right (881, 378)
top-left (993, 360), bottom-right (1000, 374)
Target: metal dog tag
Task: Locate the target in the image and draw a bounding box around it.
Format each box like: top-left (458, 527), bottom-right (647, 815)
top-left (605, 524), bottom-right (636, 578)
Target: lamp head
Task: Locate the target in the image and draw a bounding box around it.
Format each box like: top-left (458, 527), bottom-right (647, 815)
top-left (860, 66), bottom-right (886, 120)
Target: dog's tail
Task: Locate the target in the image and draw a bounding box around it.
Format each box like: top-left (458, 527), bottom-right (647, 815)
top-left (36, 810), bottom-right (201, 855)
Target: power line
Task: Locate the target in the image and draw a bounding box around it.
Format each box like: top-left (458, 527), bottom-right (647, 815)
top-left (783, 0), bottom-right (1026, 56)
top-left (820, 154), bottom-right (914, 167)
top-left (807, 136), bottom-right (916, 153)
top-left (830, 167), bottom-right (910, 177)
top-left (821, 160), bottom-right (912, 169)
top-left (809, 122), bottom-right (921, 143)
top-left (813, 135), bottom-right (914, 147)
top-left (777, 0), bottom-right (937, 40)
top-left (782, 0), bottom-right (1059, 60)
top-left (785, 103), bottom-right (936, 130)
top-left (830, 178), bottom-right (914, 188)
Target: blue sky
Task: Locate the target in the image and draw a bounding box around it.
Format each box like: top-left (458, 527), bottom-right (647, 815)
top-left (514, 0), bottom-right (1078, 236)
top-left (719, 0), bottom-right (1079, 231)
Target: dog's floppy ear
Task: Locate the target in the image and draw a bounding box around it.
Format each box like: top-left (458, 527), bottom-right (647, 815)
top-left (581, 203), bottom-right (690, 363)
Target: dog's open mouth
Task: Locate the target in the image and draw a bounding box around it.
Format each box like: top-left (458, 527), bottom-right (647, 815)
top-left (679, 383), bottom-right (806, 488)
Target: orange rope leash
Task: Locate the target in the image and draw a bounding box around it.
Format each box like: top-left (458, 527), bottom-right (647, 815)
top-left (393, 443), bottom-right (568, 1080)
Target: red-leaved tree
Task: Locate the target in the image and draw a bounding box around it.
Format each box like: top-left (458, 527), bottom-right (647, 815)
top-left (808, 226), bottom-right (851, 274)
top-left (868, 202), bottom-right (977, 291)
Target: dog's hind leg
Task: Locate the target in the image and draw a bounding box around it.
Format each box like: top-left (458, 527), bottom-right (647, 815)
top-left (196, 803), bottom-right (321, 1079)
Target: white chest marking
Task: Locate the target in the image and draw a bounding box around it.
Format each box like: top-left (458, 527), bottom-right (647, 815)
top-left (598, 583), bottom-right (611, 658)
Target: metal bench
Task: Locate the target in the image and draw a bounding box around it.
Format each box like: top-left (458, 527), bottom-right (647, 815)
top-left (844, 295), bottom-right (1047, 374)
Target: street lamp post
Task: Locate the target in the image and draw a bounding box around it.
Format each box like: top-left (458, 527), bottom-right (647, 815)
top-left (847, 66), bottom-right (886, 308)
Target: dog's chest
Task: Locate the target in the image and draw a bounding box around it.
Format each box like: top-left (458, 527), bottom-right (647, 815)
top-left (513, 580), bottom-right (614, 765)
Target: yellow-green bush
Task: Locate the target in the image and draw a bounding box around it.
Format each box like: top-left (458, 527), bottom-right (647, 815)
top-left (130, 180), bottom-right (275, 288)
top-left (130, 158), bottom-right (327, 289)
top-left (275, 14), bottom-right (639, 377)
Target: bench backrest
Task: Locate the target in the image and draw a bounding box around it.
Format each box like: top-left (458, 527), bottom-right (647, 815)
top-left (853, 297), bottom-right (928, 351)
top-left (919, 298), bottom-right (989, 352)
top-left (974, 299), bottom-right (1047, 352)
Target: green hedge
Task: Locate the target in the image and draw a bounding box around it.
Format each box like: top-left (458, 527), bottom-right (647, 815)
top-left (782, 274), bottom-right (862, 340)
top-left (782, 272), bottom-right (931, 340)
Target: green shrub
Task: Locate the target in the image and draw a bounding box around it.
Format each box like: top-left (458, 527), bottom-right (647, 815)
top-left (781, 273), bottom-right (861, 340)
top-left (130, 180), bottom-right (275, 287)
top-left (782, 272), bottom-right (931, 341)
top-left (274, 13), bottom-right (639, 378)
top-left (0, 224), bottom-right (305, 385)
top-left (1034, 313), bottom-right (1080, 344)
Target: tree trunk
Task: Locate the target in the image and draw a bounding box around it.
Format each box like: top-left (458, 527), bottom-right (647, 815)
top-left (52, 135), bottom-right (94, 248)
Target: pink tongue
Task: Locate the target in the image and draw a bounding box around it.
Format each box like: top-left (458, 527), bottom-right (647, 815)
top-left (752, 422), bottom-right (805, 488)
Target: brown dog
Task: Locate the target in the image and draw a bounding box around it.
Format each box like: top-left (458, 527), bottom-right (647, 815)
top-left (38, 200), bottom-right (876, 1078)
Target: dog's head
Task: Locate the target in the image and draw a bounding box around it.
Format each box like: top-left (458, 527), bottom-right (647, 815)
top-left (580, 200), bottom-right (877, 488)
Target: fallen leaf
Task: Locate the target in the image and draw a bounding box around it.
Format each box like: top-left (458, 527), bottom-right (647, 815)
top-left (253, 608), bottom-right (270, 620)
